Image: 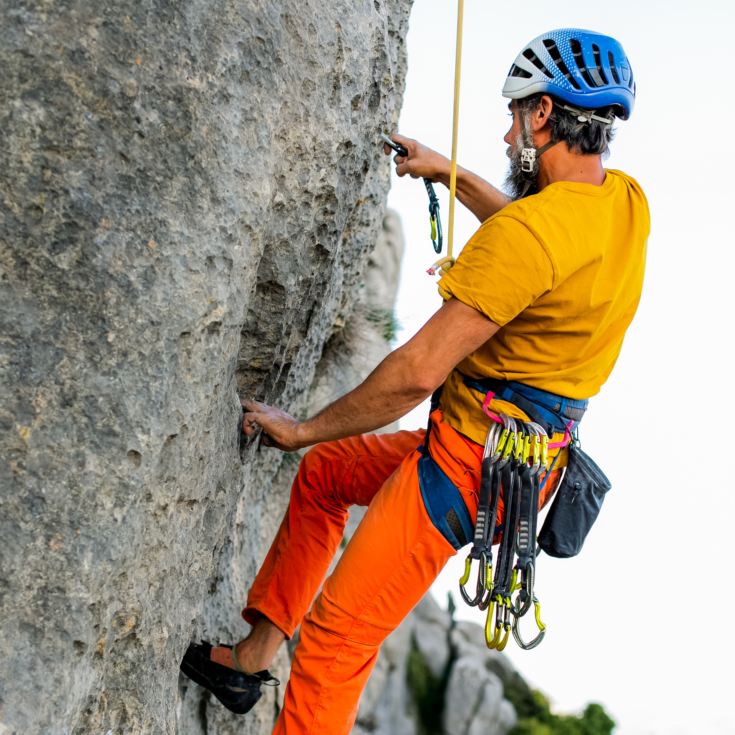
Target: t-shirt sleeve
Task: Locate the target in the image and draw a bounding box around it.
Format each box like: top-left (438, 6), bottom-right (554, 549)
top-left (437, 215), bottom-right (554, 326)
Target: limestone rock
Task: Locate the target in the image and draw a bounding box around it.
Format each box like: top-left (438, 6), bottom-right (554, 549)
top-left (0, 1), bottom-right (412, 733)
top-left (443, 656), bottom-right (517, 735)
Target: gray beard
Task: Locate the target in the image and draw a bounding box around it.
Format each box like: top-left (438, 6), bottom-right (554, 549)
top-left (503, 135), bottom-right (540, 200)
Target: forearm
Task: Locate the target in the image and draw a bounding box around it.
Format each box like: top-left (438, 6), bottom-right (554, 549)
top-left (387, 135), bottom-right (511, 223)
top-left (297, 347), bottom-right (438, 446)
top-left (435, 165), bottom-right (511, 222)
top-left (243, 299), bottom-right (500, 452)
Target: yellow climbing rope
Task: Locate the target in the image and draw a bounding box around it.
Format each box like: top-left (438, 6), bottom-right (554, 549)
top-left (431, 0), bottom-right (464, 276)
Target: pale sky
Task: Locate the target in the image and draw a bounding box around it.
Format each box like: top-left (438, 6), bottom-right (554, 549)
top-left (389, 2), bottom-right (735, 733)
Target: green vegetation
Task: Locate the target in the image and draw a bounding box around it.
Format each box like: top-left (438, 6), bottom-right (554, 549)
top-left (406, 595), bottom-right (614, 735)
top-left (365, 307), bottom-right (401, 343)
top-left (506, 689), bottom-right (615, 735)
top-left (405, 637), bottom-right (447, 735)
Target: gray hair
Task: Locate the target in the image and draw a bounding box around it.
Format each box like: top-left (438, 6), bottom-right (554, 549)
top-left (517, 93), bottom-right (617, 156)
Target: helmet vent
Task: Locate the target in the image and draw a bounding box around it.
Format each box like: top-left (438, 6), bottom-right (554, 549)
top-left (608, 51), bottom-right (621, 84)
top-left (522, 48), bottom-right (553, 79)
top-left (542, 38), bottom-right (581, 90)
top-left (569, 38), bottom-right (598, 88)
top-left (591, 45), bottom-right (609, 86)
top-left (509, 63), bottom-right (532, 79)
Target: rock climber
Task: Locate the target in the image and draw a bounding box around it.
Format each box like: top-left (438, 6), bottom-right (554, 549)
top-left (180, 28), bottom-right (649, 735)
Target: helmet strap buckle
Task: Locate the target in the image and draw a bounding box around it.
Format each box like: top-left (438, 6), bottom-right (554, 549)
top-left (559, 104), bottom-right (613, 126)
top-left (520, 148), bottom-right (536, 174)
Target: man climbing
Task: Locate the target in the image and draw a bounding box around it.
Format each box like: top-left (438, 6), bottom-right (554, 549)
top-left (180, 28), bottom-right (649, 735)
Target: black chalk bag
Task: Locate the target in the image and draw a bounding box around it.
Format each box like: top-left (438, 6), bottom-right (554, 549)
top-left (537, 444), bottom-right (612, 559)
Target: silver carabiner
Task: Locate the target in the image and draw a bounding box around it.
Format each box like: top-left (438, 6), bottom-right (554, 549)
top-left (512, 595), bottom-right (546, 650)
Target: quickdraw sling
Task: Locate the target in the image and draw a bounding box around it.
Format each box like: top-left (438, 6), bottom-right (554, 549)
top-left (459, 416), bottom-right (549, 650)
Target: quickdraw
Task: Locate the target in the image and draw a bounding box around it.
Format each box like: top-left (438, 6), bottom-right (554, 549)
top-left (459, 419), bottom-right (508, 609)
top-left (458, 415), bottom-right (550, 651)
top-left (380, 134), bottom-right (443, 255)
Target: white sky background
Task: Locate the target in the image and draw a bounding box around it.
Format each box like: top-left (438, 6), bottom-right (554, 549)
top-left (387, 1), bottom-right (735, 733)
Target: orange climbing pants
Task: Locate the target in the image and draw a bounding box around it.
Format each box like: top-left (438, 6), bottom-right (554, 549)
top-left (242, 410), bottom-right (562, 735)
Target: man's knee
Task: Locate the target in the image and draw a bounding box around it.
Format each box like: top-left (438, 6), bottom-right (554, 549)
top-left (293, 440), bottom-right (352, 507)
top-left (307, 588), bottom-right (392, 648)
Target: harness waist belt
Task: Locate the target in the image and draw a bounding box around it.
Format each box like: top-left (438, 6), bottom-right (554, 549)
top-left (460, 374), bottom-right (588, 435)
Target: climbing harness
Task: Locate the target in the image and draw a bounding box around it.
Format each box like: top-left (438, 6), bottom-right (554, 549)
top-left (381, 134), bottom-right (442, 254)
top-left (454, 375), bottom-right (610, 651)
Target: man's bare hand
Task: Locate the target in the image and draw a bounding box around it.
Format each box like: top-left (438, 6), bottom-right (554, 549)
top-left (383, 133), bottom-right (450, 182)
top-left (241, 399), bottom-right (304, 452)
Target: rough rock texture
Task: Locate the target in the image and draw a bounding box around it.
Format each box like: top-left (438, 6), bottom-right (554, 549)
top-left (175, 209), bottom-right (407, 735)
top-left (0, 1), bottom-right (412, 733)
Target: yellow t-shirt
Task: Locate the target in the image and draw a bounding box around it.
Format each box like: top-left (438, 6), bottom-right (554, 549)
top-left (438, 169), bottom-right (649, 445)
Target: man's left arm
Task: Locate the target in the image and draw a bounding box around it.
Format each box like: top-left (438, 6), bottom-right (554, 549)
top-left (242, 299), bottom-right (500, 451)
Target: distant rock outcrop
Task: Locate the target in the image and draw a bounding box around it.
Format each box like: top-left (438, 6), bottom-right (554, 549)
top-left (354, 594), bottom-right (519, 735)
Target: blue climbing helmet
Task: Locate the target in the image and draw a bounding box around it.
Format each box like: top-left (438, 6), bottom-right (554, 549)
top-left (502, 29), bottom-right (635, 119)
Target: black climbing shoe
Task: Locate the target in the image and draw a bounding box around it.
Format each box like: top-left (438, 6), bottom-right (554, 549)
top-left (180, 641), bottom-right (279, 715)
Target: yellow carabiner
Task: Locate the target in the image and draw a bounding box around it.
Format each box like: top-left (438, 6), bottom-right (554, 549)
top-left (502, 431), bottom-right (516, 460)
top-left (495, 597), bottom-right (513, 651)
top-left (483, 598), bottom-right (498, 647)
top-left (540, 434), bottom-right (549, 468)
top-left (430, 215), bottom-right (438, 242)
top-left (484, 559), bottom-right (493, 592)
top-left (531, 433), bottom-right (541, 467)
top-left (495, 624), bottom-right (512, 652)
top-left (534, 598), bottom-right (546, 632)
top-left (495, 427), bottom-right (510, 456)
top-left (522, 433), bottom-right (531, 464)
top-left (513, 431), bottom-right (525, 462)
top-left (459, 556), bottom-right (472, 586)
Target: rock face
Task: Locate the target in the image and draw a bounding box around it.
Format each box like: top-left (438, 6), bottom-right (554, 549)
top-left (175, 209), bottom-right (407, 735)
top-left (0, 2), bottom-right (411, 733)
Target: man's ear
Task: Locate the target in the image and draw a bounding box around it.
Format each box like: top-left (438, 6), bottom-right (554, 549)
top-left (531, 95), bottom-right (554, 132)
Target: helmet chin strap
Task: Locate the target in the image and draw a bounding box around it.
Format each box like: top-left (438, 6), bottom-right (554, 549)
top-left (518, 109), bottom-right (559, 196)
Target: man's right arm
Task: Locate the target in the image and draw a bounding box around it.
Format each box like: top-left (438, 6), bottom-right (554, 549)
top-left (386, 133), bottom-right (511, 222)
